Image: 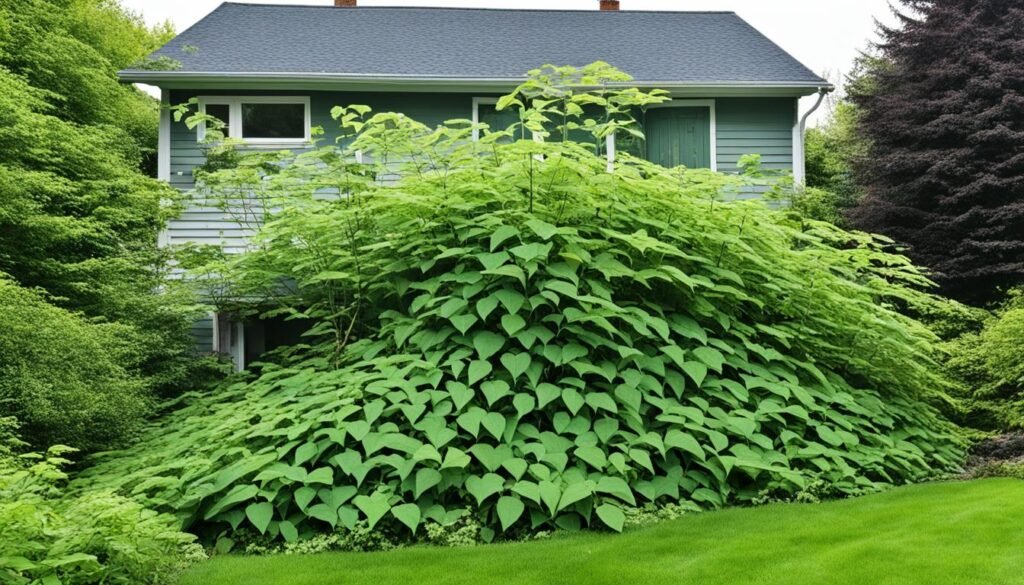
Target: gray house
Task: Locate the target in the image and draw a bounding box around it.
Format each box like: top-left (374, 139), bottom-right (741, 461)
top-left (120, 0), bottom-right (831, 365)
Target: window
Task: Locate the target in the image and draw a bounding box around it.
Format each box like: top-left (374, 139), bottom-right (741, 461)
top-left (197, 96), bottom-right (311, 145)
top-left (472, 97), bottom-right (519, 142)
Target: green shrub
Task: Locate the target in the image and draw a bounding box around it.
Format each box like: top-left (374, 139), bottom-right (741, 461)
top-left (945, 292), bottom-right (1024, 431)
top-left (80, 64), bottom-right (962, 545)
top-left (0, 277), bottom-right (152, 452)
top-left (0, 422), bottom-right (204, 585)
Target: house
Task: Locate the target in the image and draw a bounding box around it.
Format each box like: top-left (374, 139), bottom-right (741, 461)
top-left (120, 0), bottom-right (832, 365)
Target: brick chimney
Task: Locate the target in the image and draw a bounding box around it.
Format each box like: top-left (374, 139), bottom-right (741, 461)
top-left (600, 0), bottom-right (620, 10)
top-left (334, 0), bottom-right (356, 6)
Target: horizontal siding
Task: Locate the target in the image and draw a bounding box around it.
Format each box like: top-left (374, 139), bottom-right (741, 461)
top-left (715, 98), bottom-right (796, 172)
top-left (191, 315), bottom-right (215, 353)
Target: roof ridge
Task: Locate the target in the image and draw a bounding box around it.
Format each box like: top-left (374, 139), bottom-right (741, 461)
top-left (219, 2), bottom-right (737, 15)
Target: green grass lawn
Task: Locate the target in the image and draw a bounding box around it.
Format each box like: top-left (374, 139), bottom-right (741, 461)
top-left (182, 479), bottom-right (1024, 585)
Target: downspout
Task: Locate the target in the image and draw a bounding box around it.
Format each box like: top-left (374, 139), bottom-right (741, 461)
top-left (794, 87), bottom-right (831, 186)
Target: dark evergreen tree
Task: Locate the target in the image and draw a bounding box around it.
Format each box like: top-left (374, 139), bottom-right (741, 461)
top-left (847, 0), bottom-right (1024, 304)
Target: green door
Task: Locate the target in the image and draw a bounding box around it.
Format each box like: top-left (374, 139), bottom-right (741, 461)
top-left (645, 107), bottom-right (712, 169)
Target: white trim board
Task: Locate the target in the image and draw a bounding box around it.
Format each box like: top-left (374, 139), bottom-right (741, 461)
top-left (196, 95), bottom-right (312, 148)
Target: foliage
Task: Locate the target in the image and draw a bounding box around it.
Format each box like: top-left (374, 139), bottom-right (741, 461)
top-left (800, 102), bottom-right (865, 225)
top-left (846, 0), bottom-right (1024, 303)
top-left (0, 425), bottom-right (204, 585)
top-left (81, 64), bottom-right (962, 545)
top-left (944, 291), bottom-right (1024, 431)
top-left (0, 276), bottom-right (152, 452)
top-left (0, 1), bottom-right (221, 424)
top-left (0, 0), bottom-right (173, 169)
top-left (178, 480), bottom-right (1024, 585)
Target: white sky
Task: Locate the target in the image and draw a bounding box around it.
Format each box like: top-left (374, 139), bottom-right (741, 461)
top-left (120, 0), bottom-right (900, 125)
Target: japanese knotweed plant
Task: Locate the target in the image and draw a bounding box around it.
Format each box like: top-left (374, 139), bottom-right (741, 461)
top-left (79, 64), bottom-right (963, 545)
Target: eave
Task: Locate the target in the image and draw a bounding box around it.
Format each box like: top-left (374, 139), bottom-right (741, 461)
top-left (119, 70), bottom-right (833, 98)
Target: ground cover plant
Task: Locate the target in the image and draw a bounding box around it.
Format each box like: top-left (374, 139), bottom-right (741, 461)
top-left (0, 419), bottom-right (204, 585)
top-left (178, 479), bottom-right (1024, 585)
top-left (81, 64), bottom-right (963, 548)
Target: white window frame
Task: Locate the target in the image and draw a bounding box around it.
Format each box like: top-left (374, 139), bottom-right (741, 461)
top-left (628, 98), bottom-right (718, 172)
top-left (196, 96), bottom-right (311, 147)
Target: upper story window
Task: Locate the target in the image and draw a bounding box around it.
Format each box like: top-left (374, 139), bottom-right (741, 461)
top-left (197, 96), bottom-right (311, 146)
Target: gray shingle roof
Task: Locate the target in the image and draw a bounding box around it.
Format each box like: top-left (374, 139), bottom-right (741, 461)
top-left (123, 2), bottom-right (828, 87)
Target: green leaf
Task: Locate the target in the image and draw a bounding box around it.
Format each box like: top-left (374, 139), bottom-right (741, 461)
top-left (457, 408), bottom-right (484, 437)
top-left (575, 446), bottom-right (607, 469)
top-left (447, 381), bottom-right (474, 412)
top-left (665, 430), bottom-right (706, 461)
top-left (473, 331), bottom-right (506, 360)
top-left (482, 412), bottom-right (507, 440)
top-left (562, 388), bottom-right (585, 415)
top-left (307, 503), bottom-right (339, 527)
top-left (441, 447), bottom-right (473, 469)
top-left (245, 502), bottom-right (274, 534)
top-left (536, 383), bottom-right (561, 408)
top-left (465, 473), bottom-right (505, 505)
top-left (692, 347), bottom-right (726, 373)
top-left (557, 481), bottom-right (593, 512)
top-left (681, 362), bottom-right (708, 387)
top-left (481, 380), bottom-right (512, 407)
top-left (468, 360), bottom-right (494, 385)
top-left (501, 313), bottom-right (527, 336)
top-left (596, 476), bottom-right (636, 505)
top-left (490, 225), bottom-right (520, 251)
top-left (497, 496), bottom-right (526, 531)
top-left (596, 503), bottom-right (625, 532)
top-left (354, 493), bottom-right (391, 529)
top-left (279, 520), bottom-right (298, 543)
top-left (477, 296), bottom-right (500, 320)
top-left (391, 503), bottom-right (422, 533)
top-left (500, 352), bottom-right (532, 381)
top-left (204, 484), bottom-right (258, 520)
top-left (525, 218), bottom-right (559, 240)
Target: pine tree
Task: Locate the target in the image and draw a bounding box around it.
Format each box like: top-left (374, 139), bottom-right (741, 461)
top-left (847, 0), bottom-right (1024, 304)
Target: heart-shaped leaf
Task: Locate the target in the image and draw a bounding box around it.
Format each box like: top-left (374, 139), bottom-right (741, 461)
top-left (481, 380), bottom-right (512, 407)
top-left (464, 473), bottom-right (505, 505)
top-left (481, 412), bottom-right (506, 440)
top-left (468, 360), bottom-right (494, 385)
top-left (391, 503), bottom-right (421, 533)
top-left (245, 502), bottom-right (274, 534)
top-left (353, 492), bottom-right (391, 529)
top-left (496, 495), bottom-right (525, 531)
top-left (500, 352), bottom-right (531, 381)
top-left (596, 503), bottom-right (625, 532)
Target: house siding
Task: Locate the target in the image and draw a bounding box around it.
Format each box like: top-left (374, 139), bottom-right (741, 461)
top-left (165, 89), bottom-right (796, 349)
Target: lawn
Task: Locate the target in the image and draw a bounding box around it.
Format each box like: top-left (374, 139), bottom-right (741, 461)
top-left (181, 479), bottom-right (1024, 585)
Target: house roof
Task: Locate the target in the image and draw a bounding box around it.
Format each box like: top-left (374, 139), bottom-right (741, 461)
top-left (121, 2), bottom-right (830, 94)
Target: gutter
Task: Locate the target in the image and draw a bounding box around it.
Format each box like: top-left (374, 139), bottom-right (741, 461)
top-left (118, 70), bottom-right (833, 95)
top-left (794, 86), bottom-right (833, 185)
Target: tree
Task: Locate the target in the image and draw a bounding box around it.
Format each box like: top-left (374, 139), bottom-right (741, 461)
top-left (0, 1), bottom-right (218, 449)
top-left (801, 102), bottom-right (866, 225)
top-left (847, 0), bottom-right (1024, 304)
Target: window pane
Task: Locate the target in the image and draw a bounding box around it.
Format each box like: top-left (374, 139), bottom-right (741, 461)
top-left (478, 104), bottom-right (520, 142)
top-left (205, 103), bottom-right (231, 137)
top-left (241, 103), bottom-right (305, 139)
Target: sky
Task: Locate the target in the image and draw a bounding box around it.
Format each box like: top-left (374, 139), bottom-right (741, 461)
top-left (119, 0), bottom-right (901, 125)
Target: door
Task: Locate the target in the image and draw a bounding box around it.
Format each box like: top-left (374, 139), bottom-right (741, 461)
top-left (645, 107), bottom-right (712, 169)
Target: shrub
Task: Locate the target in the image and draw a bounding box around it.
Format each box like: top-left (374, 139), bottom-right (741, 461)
top-left (80, 64), bottom-right (963, 545)
top-left (945, 292), bottom-right (1024, 431)
top-left (0, 277), bottom-right (152, 452)
top-left (0, 421), bottom-right (204, 585)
